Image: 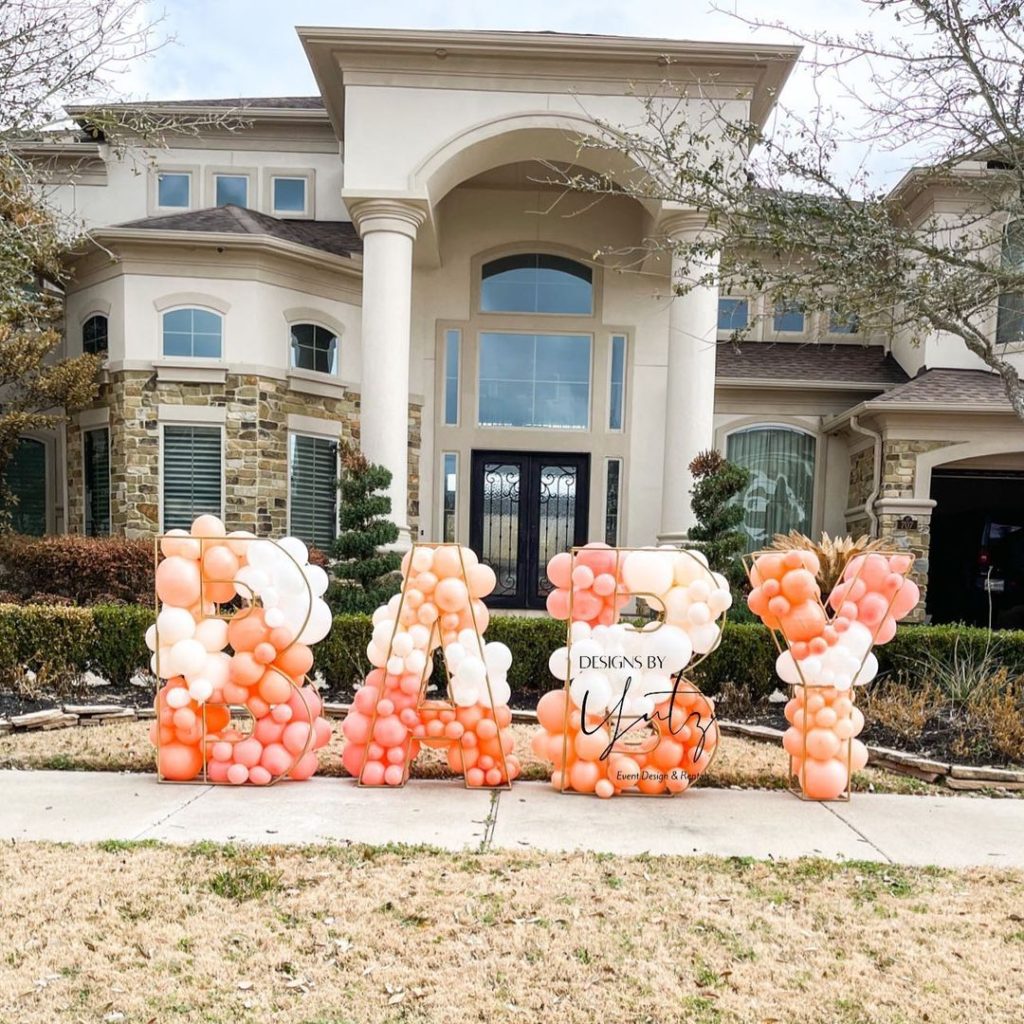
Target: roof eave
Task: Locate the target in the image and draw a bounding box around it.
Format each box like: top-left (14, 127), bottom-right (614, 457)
top-left (716, 376), bottom-right (900, 393)
top-left (75, 227), bottom-right (362, 277)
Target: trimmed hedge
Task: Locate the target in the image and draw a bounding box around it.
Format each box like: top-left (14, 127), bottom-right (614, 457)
top-left (2, 603), bottom-right (1023, 704)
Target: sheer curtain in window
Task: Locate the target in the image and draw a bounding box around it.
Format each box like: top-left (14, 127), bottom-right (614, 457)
top-left (726, 427), bottom-right (816, 551)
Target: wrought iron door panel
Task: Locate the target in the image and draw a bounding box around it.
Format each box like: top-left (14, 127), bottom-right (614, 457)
top-left (471, 451), bottom-right (589, 609)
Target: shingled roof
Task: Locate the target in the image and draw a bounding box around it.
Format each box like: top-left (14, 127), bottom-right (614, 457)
top-left (715, 342), bottom-right (909, 388)
top-left (871, 367), bottom-right (1010, 406)
top-left (69, 96), bottom-right (325, 112)
top-left (115, 205), bottom-right (361, 259)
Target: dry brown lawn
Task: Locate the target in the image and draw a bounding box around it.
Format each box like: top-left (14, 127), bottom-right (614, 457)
top-left (0, 718), bottom-right (943, 795)
top-left (1, 842), bottom-right (1023, 1024)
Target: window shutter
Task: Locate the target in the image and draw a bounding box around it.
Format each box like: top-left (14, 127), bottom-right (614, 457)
top-left (84, 427), bottom-right (110, 536)
top-left (163, 426), bottom-right (222, 530)
top-left (289, 435), bottom-right (338, 549)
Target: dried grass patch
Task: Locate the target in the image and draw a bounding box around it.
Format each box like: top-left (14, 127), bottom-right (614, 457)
top-left (1, 842), bottom-right (1023, 1024)
top-left (0, 719), bottom-right (945, 795)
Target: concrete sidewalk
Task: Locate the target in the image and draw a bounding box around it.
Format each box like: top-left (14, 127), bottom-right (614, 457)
top-left (2, 769), bottom-right (1023, 868)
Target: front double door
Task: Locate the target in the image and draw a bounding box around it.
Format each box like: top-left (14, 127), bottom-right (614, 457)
top-left (470, 451), bottom-right (590, 609)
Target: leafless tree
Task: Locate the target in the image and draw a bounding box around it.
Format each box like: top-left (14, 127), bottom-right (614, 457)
top-left (559, 0), bottom-right (1024, 420)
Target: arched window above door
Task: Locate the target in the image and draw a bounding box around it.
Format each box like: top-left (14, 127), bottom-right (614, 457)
top-left (726, 425), bottom-right (817, 552)
top-left (480, 253), bottom-right (593, 315)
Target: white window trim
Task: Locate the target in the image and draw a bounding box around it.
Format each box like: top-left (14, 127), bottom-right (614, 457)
top-left (81, 425), bottom-right (112, 536)
top-left (204, 165), bottom-right (258, 209)
top-left (285, 318), bottom-right (341, 377)
top-left (606, 333), bottom-right (628, 433)
top-left (158, 304), bottom-right (225, 361)
top-left (474, 329), bottom-right (595, 433)
top-left (148, 165), bottom-right (198, 215)
top-left (264, 167), bottom-right (316, 218)
top-left (443, 328), bottom-right (461, 427)
top-left (287, 429), bottom-right (340, 546)
top-left (159, 423), bottom-right (225, 534)
top-left (603, 456), bottom-right (624, 546)
top-left (439, 451), bottom-right (459, 542)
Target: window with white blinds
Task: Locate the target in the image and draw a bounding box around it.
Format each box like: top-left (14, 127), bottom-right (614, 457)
top-left (162, 426), bottom-right (222, 530)
top-left (289, 434), bottom-right (338, 549)
top-left (83, 427), bottom-right (110, 536)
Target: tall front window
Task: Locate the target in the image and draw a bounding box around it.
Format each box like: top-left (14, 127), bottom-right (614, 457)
top-left (289, 434), bottom-right (338, 549)
top-left (444, 329), bottom-right (460, 426)
top-left (162, 426), bottom-right (222, 530)
top-left (481, 254), bottom-right (592, 314)
top-left (83, 427), bottom-right (110, 536)
top-left (478, 332), bottom-right (591, 429)
top-left (290, 324), bottom-right (337, 374)
top-left (997, 219), bottom-right (1024, 344)
top-left (162, 308), bottom-right (222, 359)
top-left (727, 426), bottom-right (816, 551)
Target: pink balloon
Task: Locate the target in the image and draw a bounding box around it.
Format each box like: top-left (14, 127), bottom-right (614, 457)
top-left (227, 763), bottom-right (249, 785)
top-left (547, 552), bottom-right (573, 590)
top-left (232, 737), bottom-right (263, 768)
top-left (546, 588), bottom-right (571, 620)
top-left (282, 721), bottom-right (313, 756)
top-left (800, 758), bottom-right (848, 800)
top-left (571, 589), bottom-right (602, 622)
top-left (253, 717), bottom-right (285, 746)
top-left (372, 714), bottom-right (408, 748)
top-left (289, 751), bottom-right (319, 781)
top-left (889, 578), bottom-right (921, 620)
top-left (313, 717), bottom-right (333, 749)
top-left (592, 573), bottom-right (617, 597)
top-left (260, 742), bottom-right (293, 777)
top-left (571, 565), bottom-right (595, 589)
top-left (342, 742), bottom-right (366, 777)
top-left (360, 759), bottom-right (387, 786)
top-left (576, 543), bottom-right (617, 577)
top-left (873, 615), bottom-right (897, 645)
top-left (206, 760), bottom-right (230, 783)
top-left (857, 592), bottom-right (889, 627)
top-left (384, 764), bottom-right (405, 786)
top-left (248, 765), bottom-right (272, 786)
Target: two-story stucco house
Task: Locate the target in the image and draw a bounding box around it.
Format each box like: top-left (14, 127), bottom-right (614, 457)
top-left (16, 27), bottom-right (1024, 622)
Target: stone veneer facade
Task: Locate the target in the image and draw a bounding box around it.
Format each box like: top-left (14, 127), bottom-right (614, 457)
top-left (66, 372), bottom-right (421, 545)
top-left (845, 437), bottom-right (955, 620)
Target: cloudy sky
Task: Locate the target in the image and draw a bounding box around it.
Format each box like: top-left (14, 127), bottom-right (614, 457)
top-left (113, 0), bottom-right (916, 186)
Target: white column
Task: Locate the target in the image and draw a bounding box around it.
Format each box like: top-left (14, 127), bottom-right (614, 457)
top-left (350, 199), bottom-right (426, 549)
top-left (658, 212), bottom-right (721, 544)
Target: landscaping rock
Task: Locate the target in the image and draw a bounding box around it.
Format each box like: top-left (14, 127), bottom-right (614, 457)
top-left (10, 708), bottom-right (68, 729)
top-left (0, 718), bottom-right (12, 735)
top-left (946, 777), bottom-right (1024, 792)
top-left (865, 747), bottom-right (951, 783)
top-left (949, 764), bottom-right (1024, 784)
top-left (63, 704), bottom-right (129, 716)
top-left (721, 721), bottom-right (784, 742)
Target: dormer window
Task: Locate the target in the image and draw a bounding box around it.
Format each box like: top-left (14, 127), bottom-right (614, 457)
top-left (215, 174), bottom-right (248, 208)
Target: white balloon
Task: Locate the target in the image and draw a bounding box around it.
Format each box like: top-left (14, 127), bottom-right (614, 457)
top-left (569, 620), bottom-right (593, 641)
top-left (245, 540), bottom-right (280, 572)
top-left (166, 687), bottom-right (191, 709)
top-left (708, 589), bottom-right (732, 616)
top-left (263, 607), bottom-right (285, 630)
top-left (548, 647), bottom-right (570, 682)
top-left (687, 579), bottom-right (711, 604)
top-left (188, 678), bottom-right (213, 703)
top-left (452, 681), bottom-right (479, 707)
top-left (689, 623), bottom-right (721, 655)
top-left (156, 606), bottom-right (196, 646)
top-left (841, 621), bottom-right (873, 657)
top-left (457, 656), bottom-right (488, 688)
top-left (297, 598), bottom-right (332, 645)
top-left (144, 623), bottom-right (158, 653)
top-left (277, 536), bottom-right (309, 567)
top-left (853, 652), bottom-right (879, 686)
top-left (647, 624), bottom-right (693, 673)
top-left (444, 642), bottom-right (467, 668)
top-left (405, 650), bottom-right (427, 676)
top-left (483, 676), bottom-right (511, 708)
top-left (484, 641), bottom-right (513, 673)
top-left (391, 633), bottom-right (414, 658)
top-left (155, 645), bottom-right (175, 678)
top-left (776, 650), bottom-right (801, 685)
top-left (457, 628), bottom-right (482, 651)
top-left (686, 602), bottom-right (711, 626)
top-left (170, 638), bottom-right (206, 679)
top-left (366, 641), bottom-right (387, 668)
top-left (408, 624), bottom-right (430, 649)
top-left (387, 655), bottom-right (405, 676)
top-left (304, 564), bottom-right (329, 598)
top-left (372, 620), bottom-right (396, 647)
top-left (570, 670), bottom-right (611, 713)
top-left (640, 672), bottom-right (673, 703)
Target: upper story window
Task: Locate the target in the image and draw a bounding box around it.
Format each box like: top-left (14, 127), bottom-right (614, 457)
top-left (82, 314), bottom-right (108, 355)
top-left (290, 323), bottom-right (337, 374)
top-left (997, 219), bottom-right (1024, 345)
top-left (215, 174), bottom-right (248, 208)
top-left (157, 172), bottom-right (190, 209)
top-left (829, 308), bottom-right (860, 335)
top-left (727, 425), bottom-right (816, 552)
top-left (718, 298), bottom-right (749, 332)
top-left (773, 301), bottom-right (805, 333)
top-left (162, 308), bottom-right (223, 359)
top-left (273, 176), bottom-right (307, 215)
top-left (481, 254), bottom-right (593, 315)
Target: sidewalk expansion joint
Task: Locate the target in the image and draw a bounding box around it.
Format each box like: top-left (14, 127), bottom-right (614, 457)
top-left (132, 784), bottom-right (213, 841)
top-left (822, 802), bottom-right (893, 864)
top-left (478, 789), bottom-right (500, 852)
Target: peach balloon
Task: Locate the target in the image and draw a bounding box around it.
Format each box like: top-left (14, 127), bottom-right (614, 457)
top-left (191, 514), bottom-right (226, 538)
top-left (435, 577), bottom-right (469, 612)
top-left (155, 556), bottom-right (202, 607)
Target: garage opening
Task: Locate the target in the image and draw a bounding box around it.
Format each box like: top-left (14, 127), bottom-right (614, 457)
top-left (927, 469), bottom-right (1024, 626)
